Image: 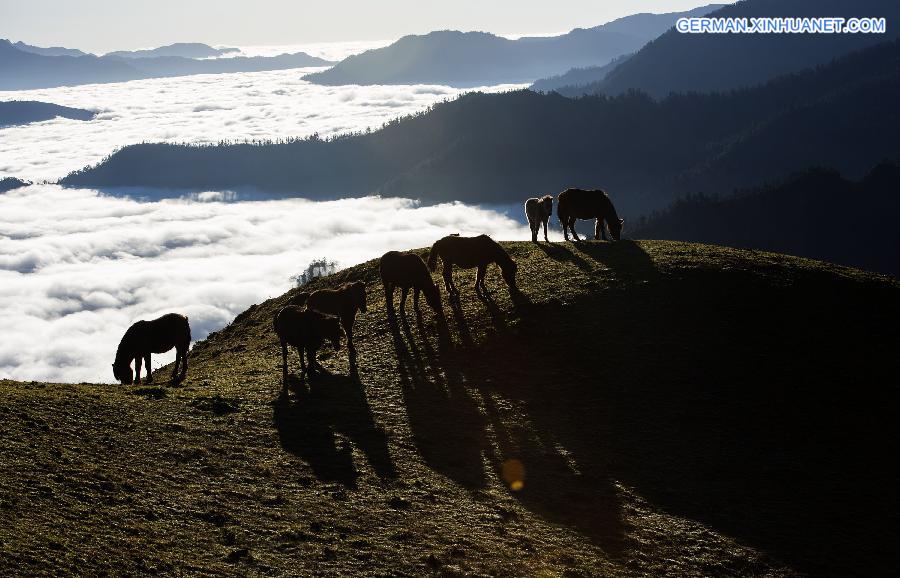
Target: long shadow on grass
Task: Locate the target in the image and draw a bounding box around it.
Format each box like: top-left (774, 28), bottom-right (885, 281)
top-left (273, 371), bottom-right (396, 488)
top-left (570, 239), bottom-right (659, 280)
top-left (389, 313), bottom-right (487, 488)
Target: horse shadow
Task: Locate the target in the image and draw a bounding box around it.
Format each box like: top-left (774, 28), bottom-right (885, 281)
top-left (388, 313), bottom-right (487, 488)
top-left (570, 239), bottom-right (658, 281)
top-left (273, 370), bottom-right (395, 488)
top-left (535, 242), bottom-right (592, 272)
top-left (387, 299), bottom-right (627, 554)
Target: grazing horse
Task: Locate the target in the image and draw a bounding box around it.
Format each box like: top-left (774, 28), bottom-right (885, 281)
top-left (112, 313), bottom-right (190, 385)
top-left (379, 250), bottom-right (443, 318)
top-left (274, 306), bottom-right (342, 385)
top-left (290, 281), bottom-right (367, 353)
top-left (427, 234), bottom-right (518, 298)
top-left (557, 188), bottom-right (624, 242)
top-left (525, 195), bottom-right (553, 243)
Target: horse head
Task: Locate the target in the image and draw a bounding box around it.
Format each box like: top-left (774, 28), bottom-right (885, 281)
top-left (424, 282), bottom-right (442, 313)
top-left (501, 260), bottom-right (519, 290)
top-left (541, 195), bottom-right (553, 217)
top-left (112, 361), bottom-right (133, 385)
top-left (351, 281), bottom-right (368, 313)
top-left (608, 218), bottom-right (624, 241)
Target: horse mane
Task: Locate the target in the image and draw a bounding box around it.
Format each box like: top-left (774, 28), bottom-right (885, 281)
top-left (427, 235), bottom-right (458, 272)
top-left (483, 236), bottom-right (515, 271)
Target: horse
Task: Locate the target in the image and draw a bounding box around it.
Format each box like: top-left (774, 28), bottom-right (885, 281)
top-left (525, 195), bottom-right (553, 243)
top-left (427, 234), bottom-right (518, 298)
top-left (379, 250), bottom-right (443, 318)
top-left (112, 313), bottom-right (190, 385)
top-left (273, 306), bottom-right (342, 386)
top-left (556, 188), bottom-right (624, 242)
top-left (290, 281), bottom-right (367, 353)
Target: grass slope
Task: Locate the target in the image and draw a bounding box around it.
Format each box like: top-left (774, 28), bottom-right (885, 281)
top-left (1, 241), bottom-right (897, 576)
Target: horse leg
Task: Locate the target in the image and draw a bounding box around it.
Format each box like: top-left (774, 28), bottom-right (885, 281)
top-left (442, 263), bottom-right (456, 297)
top-left (281, 339), bottom-right (289, 386)
top-left (529, 218), bottom-right (538, 243)
top-left (400, 287), bottom-right (409, 316)
top-left (180, 347), bottom-right (188, 380)
top-left (542, 217), bottom-right (549, 243)
top-left (308, 346), bottom-right (322, 372)
top-left (477, 265), bottom-right (489, 295)
top-left (297, 345), bottom-right (307, 379)
top-left (144, 353), bottom-right (153, 383)
top-left (343, 317), bottom-right (354, 353)
top-left (134, 355), bottom-right (143, 385)
top-left (595, 218), bottom-right (606, 241)
top-left (569, 218), bottom-right (581, 242)
top-left (384, 282), bottom-right (395, 317)
top-left (413, 287), bottom-right (421, 311)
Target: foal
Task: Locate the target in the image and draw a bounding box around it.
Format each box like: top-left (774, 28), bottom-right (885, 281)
top-left (112, 313), bottom-right (191, 385)
top-left (427, 234), bottom-right (518, 298)
top-left (525, 195), bottom-right (553, 243)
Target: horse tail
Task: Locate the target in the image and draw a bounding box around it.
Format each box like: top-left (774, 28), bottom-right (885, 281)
top-left (427, 240), bottom-right (440, 272)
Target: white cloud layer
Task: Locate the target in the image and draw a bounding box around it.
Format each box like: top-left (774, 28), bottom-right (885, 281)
top-left (0, 67), bottom-right (525, 181)
top-left (0, 185), bottom-right (528, 383)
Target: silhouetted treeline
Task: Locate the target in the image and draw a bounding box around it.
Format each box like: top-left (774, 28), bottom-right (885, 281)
top-left (0, 177), bottom-right (30, 193)
top-left (0, 100), bottom-right (95, 127)
top-left (590, 0), bottom-right (900, 97)
top-left (529, 54), bottom-right (631, 94)
top-left (63, 38), bottom-right (900, 218)
top-left (632, 161), bottom-right (900, 276)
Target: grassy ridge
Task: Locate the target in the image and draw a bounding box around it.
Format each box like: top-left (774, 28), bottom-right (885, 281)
top-left (1, 241), bottom-right (897, 576)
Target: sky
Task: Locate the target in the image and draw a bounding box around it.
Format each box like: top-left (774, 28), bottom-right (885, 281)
top-left (0, 0), bottom-right (718, 54)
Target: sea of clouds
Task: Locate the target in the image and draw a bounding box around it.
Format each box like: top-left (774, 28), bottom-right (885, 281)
top-left (0, 63), bottom-right (532, 383)
top-left (0, 67), bottom-right (525, 182)
top-left (0, 185), bottom-right (525, 383)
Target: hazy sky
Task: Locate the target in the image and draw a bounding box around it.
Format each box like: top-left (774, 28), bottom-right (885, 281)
top-left (0, 0), bottom-right (720, 53)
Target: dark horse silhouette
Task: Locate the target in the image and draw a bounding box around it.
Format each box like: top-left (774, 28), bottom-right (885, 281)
top-left (427, 234), bottom-right (518, 298)
top-left (290, 281), bottom-right (367, 353)
top-left (557, 188), bottom-right (624, 242)
top-left (274, 306), bottom-right (342, 386)
top-left (112, 313), bottom-right (190, 385)
top-left (525, 195), bottom-right (553, 243)
top-left (379, 250), bottom-right (443, 318)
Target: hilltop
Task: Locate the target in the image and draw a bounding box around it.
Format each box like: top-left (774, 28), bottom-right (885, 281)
top-left (1, 241), bottom-right (897, 576)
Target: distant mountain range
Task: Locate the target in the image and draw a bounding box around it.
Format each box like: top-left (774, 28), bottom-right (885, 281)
top-left (11, 40), bottom-right (87, 57)
top-left (631, 162), bottom-right (900, 276)
top-left (0, 39), bottom-right (334, 90)
top-left (585, 0), bottom-right (900, 97)
top-left (0, 100), bottom-right (96, 127)
top-left (104, 42), bottom-right (239, 59)
top-left (303, 5), bottom-right (724, 86)
top-left (62, 37), bottom-right (900, 219)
